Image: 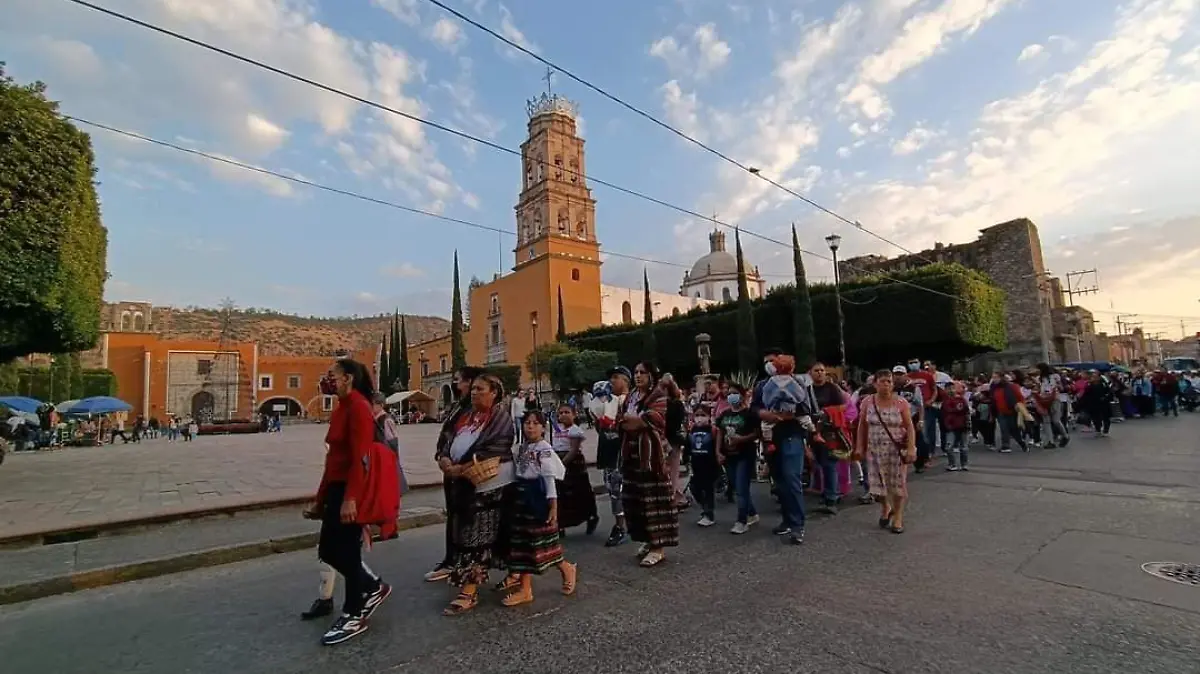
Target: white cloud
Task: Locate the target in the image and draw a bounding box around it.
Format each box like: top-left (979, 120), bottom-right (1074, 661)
top-left (841, 0), bottom-right (1017, 122)
top-left (497, 4), bottom-right (539, 57)
top-left (649, 23), bottom-right (732, 78)
top-left (371, 0), bottom-right (419, 26)
top-left (891, 125), bottom-right (937, 155)
top-left (380, 262), bottom-right (426, 278)
top-left (428, 17), bottom-right (465, 52)
top-left (243, 113), bottom-right (290, 153)
top-left (461, 192), bottom-right (480, 209)
top-left (659, 80), bottom-right (704, 139)
top-left (1018, 43), bottom-right (1045, 61)
top-left (833, 0), bottom-right (1200, 250)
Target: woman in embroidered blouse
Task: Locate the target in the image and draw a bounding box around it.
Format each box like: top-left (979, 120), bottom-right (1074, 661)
top-left (500, 410), bottom-right (577, 607)
top-left (620, 361), bottom-right (680, 567)
top-left (854, 369), bottom-right (917, 534)
top-left (435, 373), bottom-right (515, 615)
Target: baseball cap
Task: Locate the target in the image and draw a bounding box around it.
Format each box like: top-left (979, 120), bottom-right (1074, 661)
top-left (892, 365), bottom-right (907, 374)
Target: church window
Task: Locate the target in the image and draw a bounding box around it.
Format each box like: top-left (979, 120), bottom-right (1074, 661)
top-left (534, 155), bottom-right (544, 181)
top-left (524, 159), bottom-right (534, 188)
top-left (490, 322), bottom-right (500, 345)
top-left (621, 301), bottom-right (633, 325)
top-left (439, 355), bottom-right (447, 372)
top-left (557, 209), bottom-right (569, 234)
top-left (120, 311), bottom-right (131, 331)
top-left (132, 312), bottom-right (145, 331)
top-left (569, 158), bottom-right (579, 183)
top-left (196, 360), bottom-right (213, 376)
top-left (571, 268), bottom-right (580, 281)
top-left (554, 155), bottom-right (564, 180)
top-left (722, 287), bottom-right (732, 302)
top-left (671, 308), bottom-right (681, 317)
top-left (490, 293), bottom-right (499, 316)
top-left (575, 217), bottom-right (586, 238)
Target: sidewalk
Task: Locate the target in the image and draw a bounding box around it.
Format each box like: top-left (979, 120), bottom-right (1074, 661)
top-left (0, 471), bottom-right (608, 605)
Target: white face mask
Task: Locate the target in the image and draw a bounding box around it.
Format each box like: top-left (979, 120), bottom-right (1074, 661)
top-left (764, 361), bottom-right (778, 376)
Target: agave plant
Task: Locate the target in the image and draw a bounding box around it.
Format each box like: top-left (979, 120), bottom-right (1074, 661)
top-left (728, 370), bottom-right (758, 392)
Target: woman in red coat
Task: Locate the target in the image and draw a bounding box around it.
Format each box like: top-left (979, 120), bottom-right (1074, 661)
top-left (308, 358), bottom-right (391, 646)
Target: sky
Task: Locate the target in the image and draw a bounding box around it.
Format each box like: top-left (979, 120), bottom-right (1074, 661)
top-left (5, 0), bottom-right (1200, 338)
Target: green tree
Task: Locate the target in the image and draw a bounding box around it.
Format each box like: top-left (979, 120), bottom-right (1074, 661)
top-left (641, 269), bottom-right (657, 362)
top-left (379, 332), bottom-right (390, 393)
top-left (397, 314), bottom-right (410, 391)
top-left (483, 364), bottom-right (522, 398)
top-left (0, 360), bottom-right (18, 396)
top-left (526, 341), bottom-right (573, 388)
top-left (48, 355), bottom-right (71, 403)
top-left (388, 310), bottom-right (400, 391)
top-left (548, 349), bottom-right (618, 393)
top-left (791, 224), bottom-right (817, 368)
top-left (0, 65), bottom-right (108, 362)
top-left (68, 352), bottom-right (84, 399)
top-left (450, 251), bottom-right (466, 369)
top-left (734, 229), bottom-right (759, 372)
top-left (556, 285), bottom-right (567, 342)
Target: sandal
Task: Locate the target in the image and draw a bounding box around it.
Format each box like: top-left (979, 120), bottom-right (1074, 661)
top-left (890, 524), bottom-right (905, 534)
top-left (501, 587), bottom-right (534, 607)
top-left (639, 550), bottom-right (666, 567)
top-left (560, 562), bottom-right (578, 596)
top-left (878, 517), bottom-right (891, 529)
top-left (635, 543), bottom-right (650, 559)
top-left (442, 591), bottom-right (478, 616)
top-left (493, 575), bottom-right (519, 592)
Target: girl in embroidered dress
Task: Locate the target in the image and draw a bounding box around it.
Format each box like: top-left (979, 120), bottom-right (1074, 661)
top-left (501, 411), bottom-right (578, 607)
top-left (552, 403), bottom-right (600, 534)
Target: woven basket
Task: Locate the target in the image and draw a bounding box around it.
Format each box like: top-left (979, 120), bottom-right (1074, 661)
top-left (461, 455), bottom-right (502, 486)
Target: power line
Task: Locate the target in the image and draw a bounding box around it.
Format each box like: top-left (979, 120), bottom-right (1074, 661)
top-left (420, 0), bottom-right (943, 267)
top-left (59, 0), bottom-right (1047, 318)
top-left (69, 116), bottom-right (808, 279)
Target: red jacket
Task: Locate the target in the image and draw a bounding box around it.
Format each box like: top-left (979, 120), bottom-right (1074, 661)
top-left (318, 390), bottom-right (375, 506)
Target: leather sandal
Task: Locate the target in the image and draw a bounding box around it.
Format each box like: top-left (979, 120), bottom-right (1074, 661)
top-left (493, 575), bottom-right (519, 592)
top-left (443, 592), bottom-right (478, 616)
top-left (639, 550), bottom-right (666, 567)
top-left (501, 587), bottom-right (534, 607)
top-left (560, 562), bottom-right (578, 596)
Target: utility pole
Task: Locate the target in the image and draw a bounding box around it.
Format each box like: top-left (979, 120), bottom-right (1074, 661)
top-left (1115, 314), bottom-right (1139, 365)
top-left (1063, 269), bottom-right (1100, 306)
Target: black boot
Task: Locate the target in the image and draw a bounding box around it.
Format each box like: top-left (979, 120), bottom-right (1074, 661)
top-left (301, 598), bottom-right (334, 621)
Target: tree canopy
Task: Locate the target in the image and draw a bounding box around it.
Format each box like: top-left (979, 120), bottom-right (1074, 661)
top-left (0, 64), bottom-right (108, 362)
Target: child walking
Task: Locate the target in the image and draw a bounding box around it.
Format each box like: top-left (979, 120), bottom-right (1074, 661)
top-left (688, 406), bottom-right (719, 526)
top-left (942, 383), bottom-right (970, 471)
top-left (502, 411), bottom-right (578, 607)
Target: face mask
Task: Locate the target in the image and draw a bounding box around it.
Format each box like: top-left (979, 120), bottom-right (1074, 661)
top-left (318, 374), bottom-right (339, 396)
top-left (726, 394), bottom-right (742, 407)
top-left (908, 362), bottom-right (920, 372)
top-left (764, 361), bottom-right (777, 376)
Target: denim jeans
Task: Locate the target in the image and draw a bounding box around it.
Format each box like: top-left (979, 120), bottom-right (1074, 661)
top-left (997, 414), bottom-right (1025, 450)
top-left (923, 406), bottom-right (942, 451)
top-left (775, 434), bottom-right (808, 531)
top-left (728, 452), bottom-right (757, 524)
top-left (812, 444), bottom-right (841, 505)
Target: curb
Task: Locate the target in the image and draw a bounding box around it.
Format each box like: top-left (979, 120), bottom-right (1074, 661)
top-left (0, 508), bottom-right (447, 607)
top-left (0, 484), bottom-right (607, 606)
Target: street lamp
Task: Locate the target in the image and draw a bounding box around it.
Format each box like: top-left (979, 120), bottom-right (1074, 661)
top-left (530, 315), bottom-right (540, 400)
top-left (824, 233), bottom-right (847, 367)
top-left (48, 357), bottom-right (56, 404)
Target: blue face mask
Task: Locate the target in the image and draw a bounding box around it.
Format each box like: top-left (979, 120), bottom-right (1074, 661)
top-left (726, 394), bottom-right (742, 407)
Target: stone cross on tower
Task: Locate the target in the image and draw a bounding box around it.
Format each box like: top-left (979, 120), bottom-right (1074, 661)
top-left (543, 67), bottom-right (555, 96)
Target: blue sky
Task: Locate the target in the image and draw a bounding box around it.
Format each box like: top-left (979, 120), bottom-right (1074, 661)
top-left (5, 0), bottom-right (1200, 335)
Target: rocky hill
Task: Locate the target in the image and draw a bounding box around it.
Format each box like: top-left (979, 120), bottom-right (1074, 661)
top-left (154, 307), bottom-right (449, 357)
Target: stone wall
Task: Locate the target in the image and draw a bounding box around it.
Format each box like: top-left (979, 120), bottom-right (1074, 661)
top-left (840, 218), bottom-right (1059, 371)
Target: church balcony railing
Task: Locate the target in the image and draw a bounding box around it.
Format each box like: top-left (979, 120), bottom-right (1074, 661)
top-left (486, 343), bottom-right (508, 365)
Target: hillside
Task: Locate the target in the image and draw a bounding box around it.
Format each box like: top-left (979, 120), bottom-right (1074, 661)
top-left (154, 307), bottom-right (450, 357)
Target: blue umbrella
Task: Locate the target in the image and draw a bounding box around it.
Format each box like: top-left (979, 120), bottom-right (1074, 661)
top-left (0, 396), bottom-right (44, 413)
top-left (68, 396), bottom-right (133, 415)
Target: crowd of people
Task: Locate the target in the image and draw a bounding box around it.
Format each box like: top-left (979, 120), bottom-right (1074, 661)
top-left (301, 352), bottom-right (1196, 646)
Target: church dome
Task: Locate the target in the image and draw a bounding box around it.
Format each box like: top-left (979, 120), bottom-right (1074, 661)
top-left (686, 229), bottom-right (743, 280)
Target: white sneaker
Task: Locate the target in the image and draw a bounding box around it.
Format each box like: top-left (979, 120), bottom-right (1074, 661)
top-left (697, 516), bottom-right (715, 527)
top-left (746, 514), bottom-right (760, 527)
top-left (730, 522), bottom-right (749, 535)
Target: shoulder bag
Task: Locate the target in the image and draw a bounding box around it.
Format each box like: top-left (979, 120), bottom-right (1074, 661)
top-left (872, 396), bottom-right (914, 464)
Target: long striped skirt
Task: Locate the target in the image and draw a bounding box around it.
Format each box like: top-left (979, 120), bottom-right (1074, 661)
top-left (506, 480), bottom-right (566, 574)
top-left (447, 482), bottom-right (511, 586)
top-left (621, 464), bottom-right (680, 548)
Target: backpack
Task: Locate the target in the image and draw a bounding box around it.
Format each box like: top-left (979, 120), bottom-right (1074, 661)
top-left (354, 416), bottom-right (402, 540)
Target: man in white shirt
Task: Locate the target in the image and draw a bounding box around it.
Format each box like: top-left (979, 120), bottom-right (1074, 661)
top-left (510, 389), bottom-right (526, 443)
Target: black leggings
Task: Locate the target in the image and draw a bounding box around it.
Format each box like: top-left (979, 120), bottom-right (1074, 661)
top-left (318, 482), bottom-right (378, 616)
top-left (1088, 406), bottom-right (1111, 434)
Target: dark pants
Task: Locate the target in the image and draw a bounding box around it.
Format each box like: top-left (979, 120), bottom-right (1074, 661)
top-left (997, 414), bottom-right (1026, 451)
top-left (690, 455), bottom-right (719, 518)
top-left (812, 444), bottom-right (841, 505)
top-left (914, 430), bottom-right (932, 470)
top-left (1134, 394), bottom-right (1155, 417)
top-left (978, 417), bottom-right (996, 446)
top-left (441, 476), bottom-right (454, 566)
top-left (1089, 406), bottom-right (1111, 434)
top-left (318, 482), bottom-right (378, 616)
top-left (775, 434), bottom-right (807, 531)
top-left (728, 452), bottom-right (758, 523)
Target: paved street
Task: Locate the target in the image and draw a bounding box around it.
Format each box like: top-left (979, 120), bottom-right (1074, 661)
top-left (1, 415), bottom-right (1197, 673)
top-left (0, 423), bottom-right (602, 539)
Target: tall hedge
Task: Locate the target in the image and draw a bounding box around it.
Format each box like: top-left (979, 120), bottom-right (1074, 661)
top-left (0, 364), bottom-right (117, 401)
top-left (0, 65), bottom-right (108, 362)
top-left (566, 263), bottom-right (1006, 379)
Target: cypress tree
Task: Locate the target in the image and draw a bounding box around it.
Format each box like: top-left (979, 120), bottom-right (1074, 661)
top-left (641, 269), bottom-right (657, 362)
top-left (734, 228), bottom-right (759, 372)
top-left (389, 310), bottom-right (401, 389)
top-left (450, 250), bottom-right (466, 369)
top-left (556, 285), bottom-right (567, 342)
top-left (791, 224), bottom-right (818, 368)
top-left (379, 333), bottom-right (390, 393)
top-left (398, 315), bottom-right (411, 390)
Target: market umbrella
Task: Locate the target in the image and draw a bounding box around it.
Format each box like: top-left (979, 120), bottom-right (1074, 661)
top-left (68, 396), bottom-right (133, 415)
top-left (0, 396), bottom-right (44, 414)
top-left (56, 399), bottom-right (80, 414)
